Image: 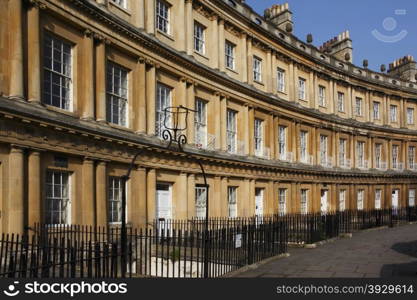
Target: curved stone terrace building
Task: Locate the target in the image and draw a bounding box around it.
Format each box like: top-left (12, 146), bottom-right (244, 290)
top-left (0, 0), bottom-right (417, 234)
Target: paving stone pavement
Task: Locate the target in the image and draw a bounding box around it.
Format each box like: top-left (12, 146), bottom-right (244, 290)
top-left (236, 224), bottom-right (417, 278)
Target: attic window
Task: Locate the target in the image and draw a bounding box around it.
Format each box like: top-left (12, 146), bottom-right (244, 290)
top-left (409, 84), bottom-right (414, 88)
top-left (357, 70), bottom-right (362, 75)
top-left (320, 55), bottom-right (326, 60)
top-left (278, 33), bottom-right (285, 39)
top-left (392, 80), bottom-right (397, 84)
top-left (375, 75), bottom-right (380, 79)
top-left (299, 44), bottom-right (306, 50)
top-left (338, 63), bottom-right (344, 68)
top-left (255, 18), bottom-right (262, 25)
top-left (228, 0), bottom-right (237, 7)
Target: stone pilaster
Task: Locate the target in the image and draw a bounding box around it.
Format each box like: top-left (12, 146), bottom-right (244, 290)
top-left (145, 0), bottom-right (155, 35)
top-left (95, 161), bottom-right (107, 227)
top-left (9, 0), bottom-right (24, 99)
top-left (136, 167), bottom-right (147, 227)
top-left (8, 146), bottom-right (25, 234)
top-left (82, 158), bottom-right (95, 225)
top-left (27, 3), bottom-right (41, 103)
top-left (187, 174), bottom-right (196, 219)
top-left (81, 30), bottom-right (95, 119)
top-left (185, 0), bottom-right (193, 55)
top-left (28, 150), bottom-right (41, 227)
top-left (146, 168), bottom-right (156, 224)
top-left (186, 81), bottom-right (195, 144)
top-left (146, 63), bottom-right (156, 135)
top-left (218, 19), bottom-right (225, 72)
top-left (95, 39), bottom-right (107, 122)
top-left (135, 58), bottom-right (147, 133)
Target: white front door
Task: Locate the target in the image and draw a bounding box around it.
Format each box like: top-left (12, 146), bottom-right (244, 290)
top-left (321, 190), bottom-right (328, 214)
top-left (392, 189), bottom-right (399, 209)
top-left (255, 188), bottom-right (264, 217)
top-left (156, 183), bottom-right (172, 221)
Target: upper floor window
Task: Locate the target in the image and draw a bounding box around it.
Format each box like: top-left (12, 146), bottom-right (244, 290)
top-left (392, 144), bottom-right (399, 168)
top-left (195, 99), bottom-right (207, 149)
top-left (110, 0), bottom-right (127, 9)
top-left (357, 189), bottom-right (364, 210)
top-left (45, 171), bottom-right (70, 225)
top-left (277, 68), bottom-right (286, 93)
top-left (319, 135), bottom-right (328, 165)
top-left (390, 105), bottom-right (398, 122)
top-left (226, 109), bottom-right (237, 153)
top-left (298, 78), bottom-right (306, 100)
top-left (300, 130), bottom-right (308, 163)
top-left (225, 41), bottom-right (235, 70)
top-left (407, 108), bottom-right (414, 125)
top-left (253, 56), bottom-right (262, 82)
top-left (339, 190), bottom-right (346, 211)
top-left (357, 141), bottom-right (365, 168)
top-left (278, 126), bottom-right (287, 160)
top-left (156, 83), bottom-right (172, 137)
top-left (355, 97), bottom-right (363, 116)
top-left (228, 187), bottom-right (237, 218)
top-left (108, 176), bottom-right (125, 224)
top-left (408, 146), bottom-right (415, 168)
top-left (300, 189), bottom-right (308, 214)
top-left (375, 143), bottom-right (382, 168)
top-left (373, 101), bottom-right (380, 120)
top-left (106, 62), bottom-right (128, 127)
top-left (318, 85), bottom-right (326, 107)
top-left (339, 138), bottom-right (346, 166)
top-left (194, 22), bottom-right (205, 54)
top-left (337, 92), bottom-right (345, 112)
top-left (43, 33), bottom-right (72, 111)
top-left (156, 0), bottom-right (170, 34)
top-left (254, 119), bottom-right (263, 155)
top-left (278, 188), bottom-right (287, 215)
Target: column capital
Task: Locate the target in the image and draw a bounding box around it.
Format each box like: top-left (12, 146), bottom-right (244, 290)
top-left (27, 0), bottom-right (47, 9)
top-left (10, 144), bottom-right (26, 153)
top-left (83, 157), bottom-right (95, 164)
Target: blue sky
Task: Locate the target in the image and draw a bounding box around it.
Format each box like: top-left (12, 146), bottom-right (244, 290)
top-left (246, 0), bottom-right (417, 71)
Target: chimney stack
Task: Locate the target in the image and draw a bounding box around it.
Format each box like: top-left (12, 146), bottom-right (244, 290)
top-left (264, 3), bottom-right (293, 33)
top-left (319, 30), bottom-right (353, 63)
top-left (388, 55), bottom-right (417, 82)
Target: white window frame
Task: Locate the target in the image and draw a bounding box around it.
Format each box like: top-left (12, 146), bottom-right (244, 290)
top-left (339, 139), bottom-right (346, 166)
top-left (373, 101), bottom-right (380, 120)
top-left (320, 135), bottom-right (328, 165)
top-left (43, 33), bottom-right (73, 111)
top-left (409, 189), bottom-right (416, 207)
top-left (318, 85), bottom-right (326, 107)
top-left (409, 146), bottom-right (415, 168)
top-left (355, 97), bottom-right (363, 116)
top-left (226, 109), bottom-right (237, 153)
top-left (195, 186), bottom-right (207, 218)
top-left (277, 68), bottom-right (286, 93)
top-left (156, 83), bottom-right (172, 137)
top-left (194, 21), bottom-right (205, 54)
top-left (390, 105), bottom-right (398, 123)
top-left (375, 189), bottom-right (382, 210)
top-left (375, 143), bottom-right (382, 168)
top-left (300, 189), bottom-right (308, 214)
top-left (225, 41), bottom-right (235, 70)
top-left (156, 0), bottom-right (170, 34)
top-left (228, 186), bottom-right (238, 218)
top-left (45, 171), bottom-right (71, 225)
top-left (357, 189), bottom-right (364, 210)
top-left (357, 141), bottom-right (365, 168)
top-left (106, 61), bottom-right (129, 127)
top-left (298, 77), bottom-right (306, 100)
top-left (278, 126), bottom-right (287, 160)
top-left (110, 0), bottom-right (127, 9)
top-left (278, 188), bottom-right (287, 215)
top-left (253, 56), bottom-right (262, 82)
top-left (407, 107), bottom-right (414, 125)
top-left (339, 190), bottom-right (346, 211)
top-left (392, 144), bottom-right (399, 168)
top-left (195, 99), bottom-right (207, 148)
top-left (108, 176), bottom-right (126, 224)
top-left (254, 119), bottom-right (263, 155)
top-left (300, 130), bottom-right (308, 162)
top-left (337, 92), bottom-right (345, 112)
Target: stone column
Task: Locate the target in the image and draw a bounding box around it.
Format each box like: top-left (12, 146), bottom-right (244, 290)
top-left (9, 0), bottom-right (24, 99)
top-left (213, 176), bottom-right (221, 216)
top-left (96, 161), bottom-right (107, 227)
top-left (369, 136), bottom-right (374, 169)
top-left (95, 39), bottom-right (107, 122)
top-left (269, 114), bottom-right (275, 159)
top-left (135, 58), bottom-right (147, 132)
top-left (146, 63), bottom-right (156, 135)
top-left (311, 126), bottom-right (317, 164)
top-left (177, 77), bottom-right (187, 129)
top-left (146, 168), bottom-right (156, 224)
top-left (248, 106), bottom-right (255, 156)
top-left (185, 0), bottom-right (193, 55)
top-left (220, 177), bottom-right (228, 217)
top-left (176, 172), bottom-right (188, 219)
top-left (129, 167), bottom-right (141, 228)
top-left (136, 167), bottom-right (147, 227)
top-left (145, 0), bottom-right (155, 35)
top-left (133, 0), bottom-right (145, 29)
top-left (80, 31), bottom-right (95, 119)
top-left (243, 104), bottom-right (249, 155)
top-left (309, 71), bottom-right (315, 108)
top-left (312, 72), bottom-right (318, 109)
top-left (187, 174), bottom-right (195, 219)
top-left (82, 158), bottom-right (95, 225)
top-left (249, 179), bottom-right (256, 216)
top-left (241, 33), bottom-right (248, 83)
top-left (186, 81), bottom-right (195, 144)
top-left (266, 49), bottom-right (272, 92)
top-left (400, 98), bottom-right (405, 128)
top-left (214, 92), bottom-right (221, 150)
top-left (27, 3), bottom-right (41, 103)
top-left (211, 15), bottom-right (219, 69)
top-left (246, 36), bottom-right (253, 85)
top-left (28, 151), bottom-right (41, 227)
top-left (218, 19), bottom-right (225, 72)
top-left (8, 146), bottom-right (25, 234)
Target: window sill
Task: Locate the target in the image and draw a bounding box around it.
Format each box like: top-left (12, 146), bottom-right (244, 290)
top-left (108, 1), bottom-right (131, 16)
top-left (277, 90), bottom-right (287, 95)
top-left (194, 50), bottom-right (209, 61)
top-left (157, 29), bottom-right (175, 41)
top-left (253, 80), bottom-right (264, 86)
top-left (44, 104), bottom-right (76, 117)
top-left (226, 67), bottom-right (238, 75)
top-left (107, 122), bottom-right (132, 132)
top-left (298, 98), bottom-right (308, 103)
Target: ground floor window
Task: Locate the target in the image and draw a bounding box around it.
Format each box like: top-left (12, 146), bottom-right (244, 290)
top-left (375, 189), bottom-right (382, 210)
top-left (45, 171), bottom-right (70, 225)
top-left (108, 176), bottom-right (125, 224)
top-left (409, 189), bottom-right (416, 207)
top-left (195, 186), bottom-right (207, 218)
top-left (357, 189), bottom-right (364, 210)
top-left (228, 187), bottom-right (237, 218)
top-left (339, 190), bottom-right (346, 211)
top-left (278, 188), bottom-right (287, 215)
top-left (300, 189), bottom-right (308, 214)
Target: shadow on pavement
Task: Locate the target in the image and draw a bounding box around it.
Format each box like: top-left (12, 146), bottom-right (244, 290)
top-left (380, 240), bottom-right (417, 277)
